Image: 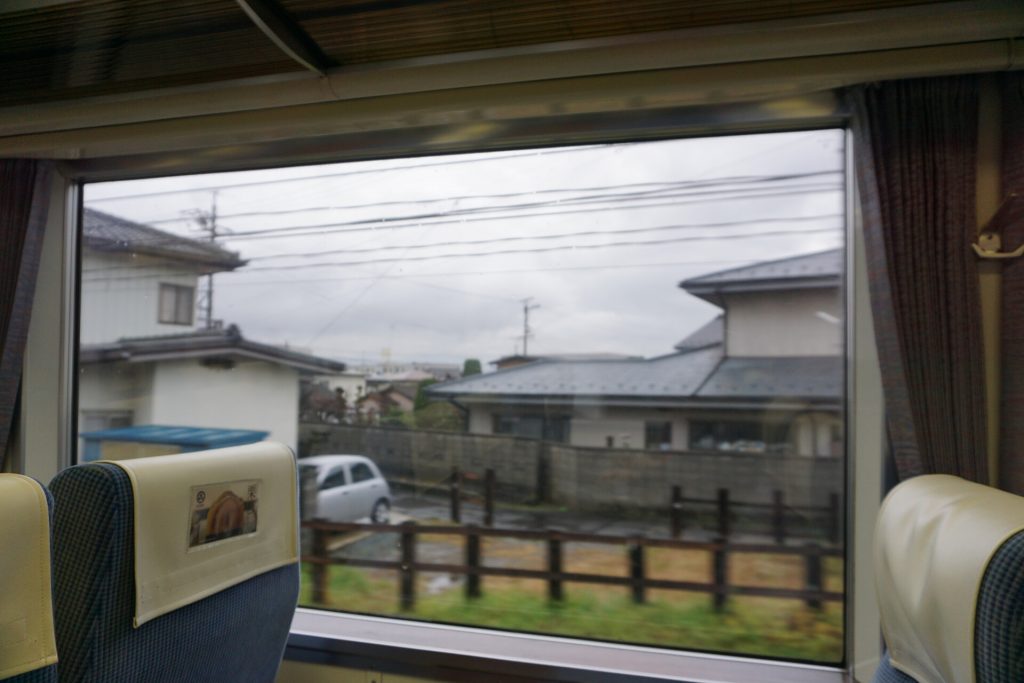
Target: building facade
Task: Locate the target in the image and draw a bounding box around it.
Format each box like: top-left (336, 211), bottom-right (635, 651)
top-left (429, 250), bottom-right (842, 457)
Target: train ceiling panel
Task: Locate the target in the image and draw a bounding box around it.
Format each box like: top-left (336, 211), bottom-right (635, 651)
top-left (0, 0), bottom-right (965, 107)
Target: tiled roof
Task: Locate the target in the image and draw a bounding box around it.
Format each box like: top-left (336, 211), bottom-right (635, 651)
top-left (680, 249), bottom-right (841, 305)
top-left (429, 347), bottom-right (723, 399)
top-left (80, 325), bottom-right (345, 374)
top-left (430, 348), bottom-right (840, 404)
top-left (84, 208), bottom-right (245, 271)
top-left (697, 356), bottom-right (842, 400)
top-left (673, 315), bottom-right (724, 352)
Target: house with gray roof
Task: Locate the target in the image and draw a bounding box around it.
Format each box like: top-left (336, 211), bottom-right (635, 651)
top-left (79, 209), bottom-right (345, 450)
top-left (429, 249), bottom-right (843, 457)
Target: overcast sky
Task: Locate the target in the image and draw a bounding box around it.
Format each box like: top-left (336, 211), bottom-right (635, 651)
top-left (83, 130), bottom-right (845, 369)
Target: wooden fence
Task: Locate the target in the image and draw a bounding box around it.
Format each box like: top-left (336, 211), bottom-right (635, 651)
top-left (302, 520), bottom-right (843, 613)
top-left (443, 467), bottom-right (840, 543)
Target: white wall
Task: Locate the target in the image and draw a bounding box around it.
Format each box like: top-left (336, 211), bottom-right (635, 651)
top-left (150, 358), bottom-right (301, 449)
top-left (78, 362), bottom-right (154, 426)
top-left (465, 403), bottom-right (689, 450)
top-left (724, 289), bottom-right (841, 357)
top-left (80, 251), bottom-right (200, 344)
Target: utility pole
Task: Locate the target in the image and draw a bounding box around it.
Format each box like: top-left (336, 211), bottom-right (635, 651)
top-left (521, 297), bottom-right (540, 356)
top-left (188, 191), bottom-right (219, 329)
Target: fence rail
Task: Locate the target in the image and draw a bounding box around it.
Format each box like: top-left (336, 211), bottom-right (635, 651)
top-left (436, 468), bottom-right (840, 543)
top-left (302, 519), bottom-right (842, 613)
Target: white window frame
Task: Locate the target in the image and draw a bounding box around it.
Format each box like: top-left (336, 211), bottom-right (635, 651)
top-left (157, 282), bottom-right (195, 325)
top-left (14, 95), bottom-right (883, 683)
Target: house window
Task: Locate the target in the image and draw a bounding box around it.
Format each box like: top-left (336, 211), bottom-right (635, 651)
top-left (689, 420), bottom-right (792, 454)
top-left (493, 414), bottom-right (570, 443)
top-left (77, 129), bottom-right (847, 666)
top-left (158, 283), bottom-right (195, 325)
top-left (644, 421), bottom-right (672, 450)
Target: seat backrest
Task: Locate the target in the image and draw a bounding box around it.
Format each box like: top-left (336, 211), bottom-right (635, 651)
top-left (48, 442), bottom-right (300, 683)
top-left (872, 474), bottom-right (1024, 683)
top-left (0, 474), bottom-right (57, 683)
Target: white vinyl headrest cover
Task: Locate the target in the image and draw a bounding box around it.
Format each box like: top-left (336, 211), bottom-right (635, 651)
top-left (103, 441), bottom-right (298, 627)
top-left (875, 474), bottom-right (1024, 683)
top-left (0, 474), bottom-right (58, 678)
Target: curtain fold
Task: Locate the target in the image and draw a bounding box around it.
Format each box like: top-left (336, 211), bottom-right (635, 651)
top-left (0, 159), bottom-right (52, 466)
top-left (999, 72), bottom-right (1024, 493)
top-left (848, 77), bottom-right (988, 482)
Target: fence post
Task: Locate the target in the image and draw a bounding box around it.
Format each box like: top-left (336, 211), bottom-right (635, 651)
top-left (827, 493), bottom-right (840, 544)
top-left (536, 446), bottom-right (551, 504)
top-left (629, 538), bottom-right (646, 604)
top-left (450, 466), bottom-right (461, 524)
top-left (299, 465), bottom-right (319, 557)
top-left (311, 522), bottom-right (327, 606)
top-left (773, 490), bottom-right (786, 545)
top-left (547, 536), bottom-right (563, 602)
top-left (466, 525), bottom-right (481, 599)
top-left (717, 488), bottom-right (731, 538)
top-left (484, 468), bottom-right (496, 527)
top-left (805, 543), bottom-right (823, 610)
top-left (400, 521), bottom-right (417, 611)
top-left (712, 537), bottom-right (728, 612)
top-left (670, 485), bottom-right (683, 539)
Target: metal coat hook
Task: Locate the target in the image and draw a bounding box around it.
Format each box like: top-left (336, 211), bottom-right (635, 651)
top-left (974, 192), bottom-right (1024, 259)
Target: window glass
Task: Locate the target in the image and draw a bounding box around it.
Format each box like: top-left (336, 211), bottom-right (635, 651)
top-left (645, 421), bottom-right (672, 450)
top-left (79, 130), bottom-right (846, 663)
top-left (322, 468), bottom-right (348, 490)
top-left (350, 463), bottom-right (375, 483)
top-left (158, 283), bottom-right (194, 325)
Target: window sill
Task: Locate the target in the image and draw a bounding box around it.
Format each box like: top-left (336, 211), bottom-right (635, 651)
top-left (286, 608), bottom-right (849, 683)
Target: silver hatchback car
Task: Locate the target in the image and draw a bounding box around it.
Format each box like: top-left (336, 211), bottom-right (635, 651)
top-left (299, 455), bottom-right (392, 523)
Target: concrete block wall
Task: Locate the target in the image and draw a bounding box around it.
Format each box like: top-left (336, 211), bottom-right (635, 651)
top-left (299, 424), bottom-right (842, 512)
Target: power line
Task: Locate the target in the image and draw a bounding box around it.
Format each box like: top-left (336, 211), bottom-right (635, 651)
top-left (81, 219), bottom-right (842, 281)
top-left (215, 182), bottom-right (840, 240)
top-left (236, 226), bottom-right (842, 273)
top-left (245, 214), bottom-right (842, 261)
top-left (85, 145), bottom-right (619, 202)
top-left (82, 183), bottom-right (842, 265)
top-left (139, 171), bottom-right (840, 225)
top-left (82, 254), bottom-right (835, 291)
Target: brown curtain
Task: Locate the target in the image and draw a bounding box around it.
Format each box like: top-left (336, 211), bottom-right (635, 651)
top-left (999, 73), bottom-right (1024, 493)
top-left (0, 159), bottom-right (52, 467)
top-left (848, 77), bottom-right (988, 482)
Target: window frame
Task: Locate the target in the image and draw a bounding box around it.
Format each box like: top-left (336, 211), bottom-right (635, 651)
top-left (19, 95), bottom-right (883, 683)
top-left (157, 282), bottom-right (195, 326)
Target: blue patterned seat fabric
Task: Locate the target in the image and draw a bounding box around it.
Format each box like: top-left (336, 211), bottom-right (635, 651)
top-left (49, 463), bottom-right (299, 683)
top-left (4, 484), bottom-right (57, 683)
top-left (873, 528), bottom-right (1024, 683)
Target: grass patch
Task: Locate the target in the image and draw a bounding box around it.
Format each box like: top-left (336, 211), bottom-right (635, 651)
top-left (300, 563), bottom-right (843, 663)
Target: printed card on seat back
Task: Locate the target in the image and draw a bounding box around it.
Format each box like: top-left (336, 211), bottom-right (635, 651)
top-left (103, 442), bottom-right (298, 627)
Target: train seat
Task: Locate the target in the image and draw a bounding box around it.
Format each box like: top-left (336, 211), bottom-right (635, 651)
top-left (873, 474), bottom-right (1024, 683)
top-left (48, 443), bottom-right (300, 683)
top-left (0, 475), bottom-right (58, 683)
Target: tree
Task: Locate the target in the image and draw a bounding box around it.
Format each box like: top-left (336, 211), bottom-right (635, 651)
top-left (414, 379), bottom-right (437, 411)
top-left (462, 358), bottom-right (482, 376)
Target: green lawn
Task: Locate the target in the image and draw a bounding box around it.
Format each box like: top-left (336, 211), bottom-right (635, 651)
top-left (299, 563), bottom-right (843, 663)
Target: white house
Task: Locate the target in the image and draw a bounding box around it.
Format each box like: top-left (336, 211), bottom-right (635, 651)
top-left (428, 250), bottom-right (842, 457)
top-left (79, 208), bottom-right (346, 450)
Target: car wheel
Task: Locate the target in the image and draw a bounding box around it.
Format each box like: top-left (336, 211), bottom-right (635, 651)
top-left (371, 499), bottom-right (390, 524)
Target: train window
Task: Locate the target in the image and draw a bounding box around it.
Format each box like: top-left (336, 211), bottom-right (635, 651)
top-left (78, 129), bottom-right (847, 664)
